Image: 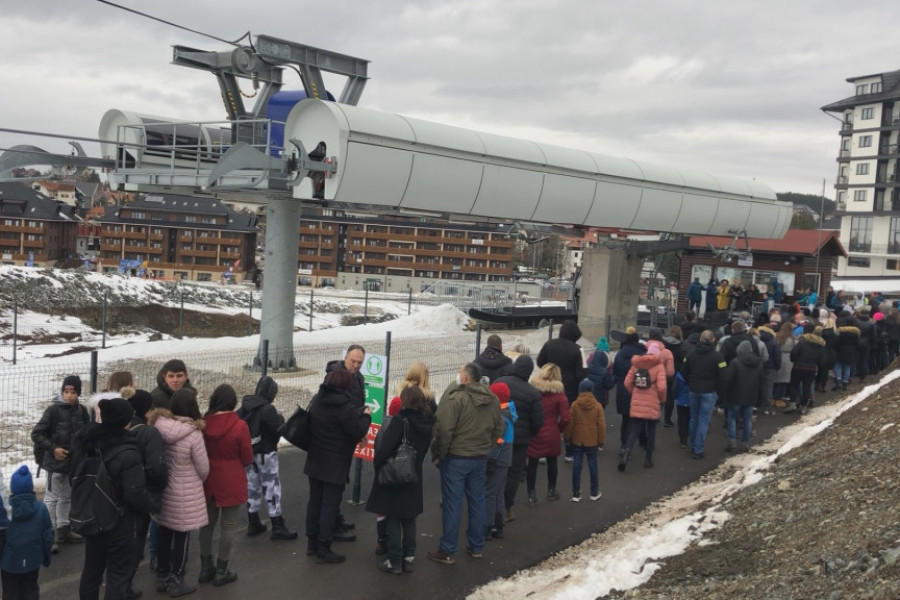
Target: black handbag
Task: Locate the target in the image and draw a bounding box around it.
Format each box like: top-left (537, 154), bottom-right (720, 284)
top-left (278, 401), bottom-right (314, 451)
top-left (376, 418), bottom-right (418, 487)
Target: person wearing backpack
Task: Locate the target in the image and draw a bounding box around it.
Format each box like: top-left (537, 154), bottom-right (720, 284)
top-left (30, 375), bottom-right (91, 553)
top-left (1, 466), bottom-right (53, 600)
top-left (585, 338), bottom-right (616, 409)
top-left (235, 376), bottom-right (297, 541)
top-left (149, 389), bottom-right (209, 597)
top-left (71, 398), bottom-right (155, 600)
top-left (123, 388), bottom-right (169, 597)
top-left (620, 345), bottom-right (667, 471)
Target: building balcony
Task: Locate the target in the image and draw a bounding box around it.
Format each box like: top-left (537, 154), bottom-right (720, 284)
top-left (847, 242), bottom-right (900, 255)
top-left (22, 240), bottom-right (44, 249)
top-left (179, 249), bottom-right (217, 258)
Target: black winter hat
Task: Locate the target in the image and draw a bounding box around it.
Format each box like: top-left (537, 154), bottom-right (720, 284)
top-left (62, 375), bottom-right (82, 396)
top-left (99, 398), bottom-right (134, 429)
top-left (128, 389), bottom-right (154, 420)
top-left (512, 354), bottom-right (535, 379)
top-left (255, 376), bottom-right (278, 402)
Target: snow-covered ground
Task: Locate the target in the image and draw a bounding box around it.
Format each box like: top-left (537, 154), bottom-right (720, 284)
top-left (0, 266), bottom-right (886, 599)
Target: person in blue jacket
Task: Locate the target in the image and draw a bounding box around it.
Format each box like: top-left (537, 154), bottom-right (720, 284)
top-left (0, 465), bottom-right (53, 600)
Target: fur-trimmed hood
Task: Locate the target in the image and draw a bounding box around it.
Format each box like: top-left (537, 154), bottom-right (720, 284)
top-left (799, 333), bottom-right (826, 346)
top-left (529, 377), bottom-right (565, 395)
top-left (147, 408), bottom-right (205, 442)
top-left (837, 326), bottom-right (861, 337)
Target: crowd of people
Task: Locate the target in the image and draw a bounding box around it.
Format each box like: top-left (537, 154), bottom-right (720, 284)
top-left (2, 301), bottom-right (897, 598)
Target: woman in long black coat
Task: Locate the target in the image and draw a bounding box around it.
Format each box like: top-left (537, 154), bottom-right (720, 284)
top-left (365, 386), bottom-right (435, 575)
top-left (304, 369), bottom-right (372, 564)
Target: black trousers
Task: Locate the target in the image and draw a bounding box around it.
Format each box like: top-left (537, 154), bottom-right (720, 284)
top-left (156, 526), bottom-right (191, 578)
top-left (525, 456), bottom-right (558, 492)
top-left (79, 514), bottom-right (136, 600)
top-left (503, 444), bottom-right (528, 510)
top-left (1, 569), bottom-right (40, 600)
top-left (305, 476), bottom-right (345, 544)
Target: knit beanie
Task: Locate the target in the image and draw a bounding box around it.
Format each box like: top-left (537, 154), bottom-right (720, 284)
top-left (595, 337), bottom-right (610, 353)
top-left (127, 389), bottom-right (154, 420)
top-left (578, 378), bottom-right (595, 393)
top-left (489, 382), bottom-right (511, 404)
top-left (62, 375), bottom-right (82, 396)
top-left (99, 398), bottom-right (134, 429)
top-left (10, 465), bottom-right (33, 495)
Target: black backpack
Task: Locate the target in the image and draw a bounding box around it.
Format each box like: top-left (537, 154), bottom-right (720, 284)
top-left (633, 368), bottom-right (653, 389)
top-left (69, 447), bottom-right (127, 536)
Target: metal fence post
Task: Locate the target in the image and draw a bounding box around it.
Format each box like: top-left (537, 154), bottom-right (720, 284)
top-left (407, 288), bottom-right (412, 315)
top-left (90, 351), bottom-right (99, 394)
top-left (548, 318), bottom-right (555, 341)
top-left (248, 291), bottom-right (253, 337)
top-left (102, 290), bottom-right (108, 349)
top-left (364, 287), bottom-right (369, 325)
top-left (606, 314), bottom-right (612, 339)
top-left (261, 339), bottom-right (269, 377)
top-left (179, 291), bottom-right (184, 339)
top-left (475, 323), bottom-right (482, 359)
top-left (309, 287), bottom-right (314, 332)
top-left (12, 297), bottom-right (17, 365)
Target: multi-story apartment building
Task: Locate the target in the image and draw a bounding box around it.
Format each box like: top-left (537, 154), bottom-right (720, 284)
top-left (823, 70), bottom-right (900, 280)
top-left (94, 194), bottom-right (258, 281)
top-left (295, 208), bottom-right (514, 290)
top-left (0, 181), bottom-right (79, 265)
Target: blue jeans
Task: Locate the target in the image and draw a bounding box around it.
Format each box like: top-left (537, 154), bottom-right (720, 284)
top-left (726, 404), bottom-right (754, 442)
top-left (570, 445), bottom-right (598, 496)
top-left (439, 456), bottom-right (487, 555)
top-left (834, 362), bottom-right (852, 383)
top-left (689, 391), bottom-right (718, 455)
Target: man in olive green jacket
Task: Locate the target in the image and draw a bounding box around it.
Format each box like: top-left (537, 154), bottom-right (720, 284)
top-left (428, 363), bottom-right (502, 566)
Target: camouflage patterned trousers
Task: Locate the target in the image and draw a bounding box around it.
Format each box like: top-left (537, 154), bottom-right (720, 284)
top-left (246, 452), bottom-right (284, 517)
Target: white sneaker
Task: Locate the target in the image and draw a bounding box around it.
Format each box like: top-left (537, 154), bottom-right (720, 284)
top-left (571, 494), bottom-right (581, 502)
top-left (563, 456), bottom-right (574, 463)
top-left (589, 492), bottom-right (602, 501)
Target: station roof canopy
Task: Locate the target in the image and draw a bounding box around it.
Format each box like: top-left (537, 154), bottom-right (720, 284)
top-left (689, 229), bottom-right (846, 258)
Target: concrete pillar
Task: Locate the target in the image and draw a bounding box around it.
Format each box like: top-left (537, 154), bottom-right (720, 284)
top-left (577, 247), bottom-right (644, 347)
top-left (256, 195), bottom-right (299, 369)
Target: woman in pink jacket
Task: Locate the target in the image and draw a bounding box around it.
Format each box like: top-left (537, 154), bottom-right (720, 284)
top-left (150, 388), bottom-right (209, 597)
top-left (199, 384), bottom-right (252, 587)
top-left (619, 345), bottom-right (667, 472)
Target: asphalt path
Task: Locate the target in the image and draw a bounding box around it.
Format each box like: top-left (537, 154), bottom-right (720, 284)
top-left (36, 395), bottom-right (822, 600)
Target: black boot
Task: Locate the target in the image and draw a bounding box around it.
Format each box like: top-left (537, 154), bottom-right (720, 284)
top-left (643, 453), bottom-right (654, 468)
top-left (306, 536), bottom-right (318, 556)
top-left (198, 555), bottom-right (216, 584)
top-left (212, 559), bottom-right (237, 587)
top-left (166, 574), bottom-right (197, 598)
top-left (246, 511), bottom-right (267, 537)
top-left (618, 449), bottom-right (630, 472)
top-left (270, 515), bottom-right (298, 541)
top-left (316, 542), bottom-right (346, 564)
top-left (332, 527), bottom-right (357, 542)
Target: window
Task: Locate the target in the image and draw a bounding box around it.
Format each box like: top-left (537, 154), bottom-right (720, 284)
top-left (890, 217), bottom-right (900, 253)
top-left (848, 257), bottom-right (871, 268)
top-left (842, 138), bottom-right (850, 151)
top-left (854, 189), bottom-right (867, 202)
top-left (861, 107), bottom-right (874, 120)
top-left (856, 83), bottom-right (869, 95)
top-left (856, 163), bottom-right (870, 175)
top-left (849, 216), bottom-right (873, 252)
top-left (859, 135), bottom-right (873, 148)
top-left (871, 81), bottom-right (883, 93)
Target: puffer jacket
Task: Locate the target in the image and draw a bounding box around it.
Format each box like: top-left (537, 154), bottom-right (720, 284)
top-left (304, 384), bottom-right (372, 485)
top-left (495, 355), bottom-right (544, 446)
top-left (1, 492), bottom-right (53, 574)
top-left (758, 326), bottom-right (782, 372)
top-left (149, 367), bottom-right (196, 411)
top-left (202, 411), bottom-right (253, 507)
top-left (624, 354), bottom-right (666, 420)
top-left (721, 339), bottom-right (765, 407)
top-left (150, 410), bottom-right (209, 531)
top-left (563, 391), bottom-right (606, 447)
top-left (790, 332), bottom-right (827, 373)
top-left (835, 324), bottom-right (861, 365)
top-left (536, 321), bottom-right (585, 402)
top-left (30, 397), bottom-right (91, 474)
top-left (526, 378), bottom-right (570, 459)
top-left (646, 340), bottom-right (675, 379)
top-left (585, 350), bottom-right (616, 407)
top-left (128, 416), bottom-right (169, 514)
top-left (474, 346), bottom-right (514, 383)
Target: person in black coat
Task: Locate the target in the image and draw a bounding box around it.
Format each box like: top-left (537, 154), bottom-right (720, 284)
top-left (612, 328), bottom-right (646, 449)
top-left (705, 279), bottom-right (718, 319)
top-left (536, 321), bottom-right (585, 404)
top-left (236, 376), bottom-right (296, 540)
top-left (833, 317), bottom-right (861, 391)
top-left (496, 355), bottom-right (544, 517)
top-left (365, 386), bottom-right (435, 575)
top-left (721, 338), bottom-right (765, 452)
top-left (71, 398), bottom-right (156, 600)
top-left (474, 335), bottom-right (514, 383)
top-left (123, 388), bottom-right (169, 596)
top-left (787, 324), bottom-right (827, 414)
top-left (855, 307), bottom-right (877, 382)
top-left (304, 370), bottom-right (372, 564)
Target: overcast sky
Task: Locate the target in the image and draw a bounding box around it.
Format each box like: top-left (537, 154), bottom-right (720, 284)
top-left (2, 0), bottom-right (899, 197)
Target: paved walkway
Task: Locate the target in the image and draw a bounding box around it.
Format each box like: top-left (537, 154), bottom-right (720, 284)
top-left (36, 398), bottom-right (820, 600)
